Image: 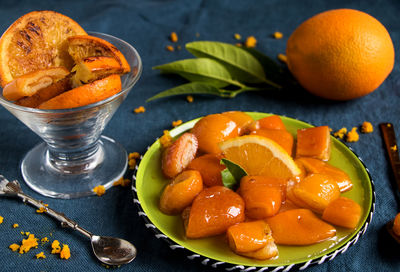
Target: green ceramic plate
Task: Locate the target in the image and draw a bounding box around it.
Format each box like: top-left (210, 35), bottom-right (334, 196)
top-left (133, 112), bottom-right (375, 270)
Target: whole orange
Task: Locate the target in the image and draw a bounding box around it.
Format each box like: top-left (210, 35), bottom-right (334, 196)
top-left (286, 9), bottom-right (395, 100)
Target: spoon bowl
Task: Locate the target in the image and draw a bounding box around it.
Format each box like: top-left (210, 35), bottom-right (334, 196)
top-left (0, 175), bottom-right (137, 266)
top-left (91, 235), bottom-right (137, 266)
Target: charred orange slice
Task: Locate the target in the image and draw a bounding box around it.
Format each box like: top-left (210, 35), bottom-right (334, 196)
top-left (38, 74), bottom-right (121, 110)
top-left (71, 56), bottom-right (125, 87)
top-left (68, 35), bottom-right (130, 73)
top-left (0, 10), bottom-right (87, 87)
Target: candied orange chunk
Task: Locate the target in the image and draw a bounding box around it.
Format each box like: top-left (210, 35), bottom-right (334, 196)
top-left (249, 115), bottom-right (286, 131)
top-left (227, 220), bottom-right (270, 253)
top-left (161, 133), bottom-right (198, 178)
top-left (240, 176), bottom-right (283, 219)
top-left (159, 170), bottom-right (203, 215)
top-left (187, 154), bottom-right (225, 187)
top-left (183, 186), bottom-right (245, 238)
top-left (322, 197), bottom-right (361, 229)
top-left (221, 111), bottom-right (254, 135)
top-left (296, 126), bottom-right (331, 161)
top-left (296, 157), bottom-right (353, 192)
top-left (191, 114), bottom-right (239, 154)
top-left (393, 213), bottom-right (400, 236)
top-left (265, 209), bottom-right (336, 245)
top-left (250, 129), bottom-right (294, 156)
top-left (292, 173), bottom-right (340, 213)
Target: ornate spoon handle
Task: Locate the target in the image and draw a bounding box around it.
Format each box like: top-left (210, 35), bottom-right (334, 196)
top-left (0, 175), bottom-right (92, 239)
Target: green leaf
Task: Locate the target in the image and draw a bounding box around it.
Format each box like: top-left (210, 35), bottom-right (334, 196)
top-left (242, 47), bottom-right (284, 83)
top-left (153, 58), bottom-right (243, 88)
top-left (146, 82), bottom-right (225, 102)
top-left (186, 41), bottom-right (280, 88)
top-left (220, 158), bottom-right (247, 190)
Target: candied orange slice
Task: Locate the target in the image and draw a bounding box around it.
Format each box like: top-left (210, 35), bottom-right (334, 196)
top-left (187, 154), bottom-right (225, 187)
top-left (183, 186), bottom-right (245, 238)
top-left (227, 220), bottom-right (278, 260)
top-left (249, 115), bottom-right (286, 131)
top-left (322, 197), bottom-right (361, 229)
top-left (221, 111), bottom-right (254, 135)
top-left (159, 170), bottom-right (203, 215)
top-left (71, 56), bottom-right (125, 87)
top-left (3, 67), bottom-right (69, 101)
top-left (0, 10), bottom-right (87, 87)
top-left (191, 113), bottom-right (239, 154)
top-left (219, 135), bottom-right (301, 179)
top-left (38, 74), bottom-right (121, 110)
top-left (161, 133), bottom-right (198, 178)
top-left (393, 213), bottom-right (400, 236)
top-left (292, 173), bottom-right (340, 213)
top-left (295, 157), bottom-right (353, 192)
top-left (68, 35), bottom-right (130, 73)
top-left (265, 209), bottom-right (336, 245)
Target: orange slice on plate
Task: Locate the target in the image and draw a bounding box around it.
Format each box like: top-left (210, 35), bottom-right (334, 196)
top-left (3, 67), bottom-right (69, 101)
top-left (219, 135), bottom-right (301, 179)
top-left (68, 35), bottom-right (130, 73)
top-left (38, 74), bottom-right (121, 110)
top-left (0, 10), bottom-right (87, 87)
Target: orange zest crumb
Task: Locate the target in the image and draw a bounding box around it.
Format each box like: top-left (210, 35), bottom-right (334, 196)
top-left (346, 127), bottom-right (359, 142)
top-left (273, 31), bottom-right (283, 39)
top-left (170, 32), bottom-right (178, 43)
top-left (0, 216), bottom-right (3, 224)
top-left (245, 36), bottom-right (257, 48)
top-left (128, 158), bottom-right (137, 169)
top-left (234, 33), bottom-right (241, 40)
top-left (9, 243), bottom-right (20, 252)
top-left (51, 240), bottom-right (61, 254)
top-left (159, 130), bottom-right (173, 148)
top-left (333, 127), bottom-right (347, 139)
top-left (113, 177), bottom-right (131, 187)
top-left (277, 53), bottom-right (287, 63)
top-left (41, 237), bottom-right (49, 244)
top-left (134, 106), bottom-right (146, 114)
top-left (172, 120), bottom-right (182, 127)
top-left (186, 95), bottom-right (194, 103)
top-left (19, 234), bottom-right (38, 254)
top-left (391, 145), bottom-right (398, 151)
top-left (235, 43), bottom-right (242, 47)
top-left (361, 121), bottom-right (373, 133)
top-left (60, 244), bottom-right (71, 260)
top-left (93, 185), bottom-right (106, 196)
top-left (36, 203), bottom-right (48, 213)
top-left (13, 223), bottom-right (19, 228)
top-left (36, 252), bottom-right (46, 259)
top-left (129, 152), bottom-right (140, 160)
top-left (166, 45), bottom-right (174, 52)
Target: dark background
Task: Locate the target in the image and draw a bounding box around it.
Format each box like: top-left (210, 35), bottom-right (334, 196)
top-left (0, 0), bottom-right (399, 271)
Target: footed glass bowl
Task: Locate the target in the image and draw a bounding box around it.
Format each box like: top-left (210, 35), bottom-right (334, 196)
top-left (0, 32), bottom-right (142, 199)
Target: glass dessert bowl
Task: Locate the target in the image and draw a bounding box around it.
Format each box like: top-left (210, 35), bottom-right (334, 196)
top-left (0, 32), bottom-right (142, 199)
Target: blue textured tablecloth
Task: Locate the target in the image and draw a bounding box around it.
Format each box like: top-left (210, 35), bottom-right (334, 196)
top-left (0, 0), bottom-right (399, 271)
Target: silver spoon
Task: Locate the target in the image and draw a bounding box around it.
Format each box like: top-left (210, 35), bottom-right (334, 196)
top-left (380, 123), bottom-right (400, 243)
top-left (0, 175), bottom-right (137, 266)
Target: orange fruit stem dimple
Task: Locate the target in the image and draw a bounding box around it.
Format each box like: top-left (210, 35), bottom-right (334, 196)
top-left (38, 74), bottom-right (122, 110)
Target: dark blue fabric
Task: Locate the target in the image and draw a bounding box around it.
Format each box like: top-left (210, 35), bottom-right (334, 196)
top-left (0, 0), bottom-right (399, 271)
